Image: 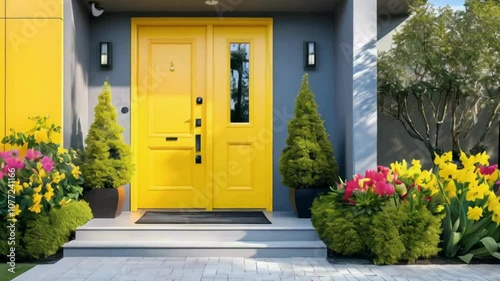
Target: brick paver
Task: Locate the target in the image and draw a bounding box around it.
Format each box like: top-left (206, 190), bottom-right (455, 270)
top-left (10, 257), bottom-right (500, 281)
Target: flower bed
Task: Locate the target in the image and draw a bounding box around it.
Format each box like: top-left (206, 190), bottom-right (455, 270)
top-left (312, 151), bottom-right (500, 264)
top-left (0, 116), bottom-right (93, 260)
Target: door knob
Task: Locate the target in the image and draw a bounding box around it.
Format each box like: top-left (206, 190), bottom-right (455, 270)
top-left (196, 97), bottom-right (203, 104)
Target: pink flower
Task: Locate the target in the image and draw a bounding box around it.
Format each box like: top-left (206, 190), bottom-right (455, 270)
top-left (25, 149), bottom-right (42, 161)
top-left (374, 181), bottom-right (395, 196)
top-left (40, 156), bottom-right (55, 173)
top-left (478, 164), bottom-right (498, 176)
top-left (0, 171), bottom-right (4, 178)
top-left (3, 156), bottom-right (24, 171)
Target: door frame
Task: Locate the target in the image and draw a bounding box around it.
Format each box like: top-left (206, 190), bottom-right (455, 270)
top-left (130, 18), bottom-right (274, 211)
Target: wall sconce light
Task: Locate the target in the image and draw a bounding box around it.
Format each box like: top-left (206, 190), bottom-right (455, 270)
top-left (304, 41), bottom-right (316, 70)
top-left (100, 42), bottom-right (112, 68)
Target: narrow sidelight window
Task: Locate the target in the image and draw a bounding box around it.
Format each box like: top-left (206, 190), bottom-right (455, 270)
top-left (230, 43), bottom-right (250, 123)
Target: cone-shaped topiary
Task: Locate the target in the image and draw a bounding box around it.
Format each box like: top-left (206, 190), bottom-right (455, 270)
top-left (280, 74), bottom-right (339, 189)
top-left (81, 81), bottom-right (133, 189)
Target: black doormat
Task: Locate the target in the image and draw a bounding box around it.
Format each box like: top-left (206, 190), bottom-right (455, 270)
top-left (135, 211), bottom-right (272, 224)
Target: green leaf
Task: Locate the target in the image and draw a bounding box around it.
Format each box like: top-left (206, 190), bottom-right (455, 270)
top-left (458, 253), bottom-right (474, 264)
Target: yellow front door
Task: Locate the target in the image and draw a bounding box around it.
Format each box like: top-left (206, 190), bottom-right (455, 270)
top-left (134, 19), bottom-right (272, 210)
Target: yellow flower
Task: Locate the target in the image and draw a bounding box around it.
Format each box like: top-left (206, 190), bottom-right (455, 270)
top-left (22, 182), bottom-right (30, 188)
top-left (32, 193), bottom-right (42, 204)
top-left (434, 152), bottom-right (452, 168)
top-left (438, 163), bottom-right (458, 180)
top-left (44, 184), bottom-right (54, 201)
top-left (29, 173), bottom-right (41, 184)
top-left (32, 184), bottom-right (42, 193)
top-left (467, 206), bottom-right (483, 221)
top-left (493, 211), bottom-right (500, 224)
top-left (61, 173), bottom-right (66, 180)
top-left (391, 160), bottom-right (407, 176)
top-left (34, 129), bottom-right (49, 143)
top-left (57, 146), bottom-right (68, 155)
top-left (484, 169), bottom-right (500, 185)
top-left (466, 182), bottom-right (489, 201)
top-left (435, 205), bottom-right (445, 213)
top-left (28, 203), bottom-right (42, 213)
top-left (456, 168), bottom-right (476, 184)
top-left (488, 192), bottom-right (500, 212)
top-left (14, 180), bottom-right (23, 195)
top-left (416, 170), bottom-right (438, 193)
top-left (408, 160), bottom-right (422, 177)
top-left (475, 151), bottom-right (490, 166)
top-left (39, 168), bottom-right (47, 179)
top-left (51, 171), bottom-right (62, 184)
top-left (460, 151), bottom-right (477, 170)
top-left (445, 180), bottom-right (457, 198)
top-left (71, 166), bottom-right (81, 179)
top-left (13, 204), bottom-right (21, 217)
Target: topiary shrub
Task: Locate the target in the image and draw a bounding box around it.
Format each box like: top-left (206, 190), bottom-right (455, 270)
top-left (279, 74), bottom-right (339, 189)
top-left (81, 81), bottom-right (133, 189)
top-left (1, 201), bottom-right (93, 260)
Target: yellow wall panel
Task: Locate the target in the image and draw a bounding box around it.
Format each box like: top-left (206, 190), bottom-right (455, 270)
top-left (6, 19), bottom-right (63, 143)
top-left (0, 1), bottom-right (5, 18)
top-left (6, 0), bottom-right (62, 19)
top-left (0, 20), bottom-right (5, 144)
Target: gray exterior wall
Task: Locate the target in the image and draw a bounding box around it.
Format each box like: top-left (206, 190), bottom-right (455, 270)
top-left (64, 0), bottom-right (90, 150)
top-left (88, 13), bottom-right (336, 212)
top-left (376, 15), bottom-right (499, 167)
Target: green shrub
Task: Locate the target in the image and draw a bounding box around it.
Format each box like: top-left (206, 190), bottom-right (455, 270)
top-left (1, 201), bottom-right (93, 260)
top-left (81, 81), bottom-right (133, 189)
top-left (312, 194), bottom-right (442, 264)
top-left (279, 74), bottom-right (339, 189)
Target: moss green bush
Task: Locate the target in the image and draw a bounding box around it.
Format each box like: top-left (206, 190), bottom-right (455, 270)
top-left (280, 74), bottom-right (339, 189)
top-left (312, 194), bottom-right (442, 264)
top-left (81, 81), bottom-right (133, 189)
top-left (1, 201), bottom-right (93, 260)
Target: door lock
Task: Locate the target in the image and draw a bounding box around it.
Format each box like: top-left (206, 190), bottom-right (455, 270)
top-left (196, 97), bottom-right (203, 104)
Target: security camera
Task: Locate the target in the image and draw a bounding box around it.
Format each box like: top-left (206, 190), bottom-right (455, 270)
top-left (91, 2), bottom-right (104, 17)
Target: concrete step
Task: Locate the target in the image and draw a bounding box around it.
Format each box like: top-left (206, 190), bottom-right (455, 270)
top-left (63, 240), bottom-right (327, 258)
top-left (75, 228), bottom-right (321, 242)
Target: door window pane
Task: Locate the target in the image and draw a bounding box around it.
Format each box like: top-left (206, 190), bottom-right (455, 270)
top-left (230, 43), bottom-right (250, 123)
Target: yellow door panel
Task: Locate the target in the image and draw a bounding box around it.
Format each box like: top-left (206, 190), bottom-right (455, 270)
top-left (0, 20), bottom-right (5, 145)
top-left (6, 19), bottom-right (63, 143)
top-left (137, 26), bottom-right (207, 209)
top-left (6, 0), bottom-right (63, 19)
top-left (212, 26), bottom-right (269, 209)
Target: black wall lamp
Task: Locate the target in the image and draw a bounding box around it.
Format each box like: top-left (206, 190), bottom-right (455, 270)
top-left (304, 41), bottom-right (316, 70)
top-left (100, 42), bottom-right (112, 68)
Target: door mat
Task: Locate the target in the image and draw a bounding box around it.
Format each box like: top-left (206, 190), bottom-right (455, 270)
top-left (135, 211), bottom-right (271, 224)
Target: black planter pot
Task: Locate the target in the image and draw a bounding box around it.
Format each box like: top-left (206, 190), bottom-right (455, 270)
top-left (83, 186), bottom-right (126, 218)
top-left (289, 187), bottom-right (329, 218)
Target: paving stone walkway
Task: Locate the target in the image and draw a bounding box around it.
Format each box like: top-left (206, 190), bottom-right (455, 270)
top-left (11, 257), bottom-right (500, 281)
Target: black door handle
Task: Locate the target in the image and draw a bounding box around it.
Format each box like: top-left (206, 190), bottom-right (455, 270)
top-left (195, 134), bottom-right (201, 152)
top-left (165, 137), bottom-right (178, 141)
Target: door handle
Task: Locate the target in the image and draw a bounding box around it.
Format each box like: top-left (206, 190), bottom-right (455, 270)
top-left (195, 134), bottom-right (201, 152)
top-left (165, 137), bottom-right (178, 141)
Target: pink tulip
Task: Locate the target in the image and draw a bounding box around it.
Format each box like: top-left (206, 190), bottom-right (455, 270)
top-left (374, 181), bottom-right (395, 196)
top-left (40, 156), bottom-right (55, 173)
top-left (478, 164), bottom-right (498, 176)
top-left (25, 149), bottom-right (42, 161)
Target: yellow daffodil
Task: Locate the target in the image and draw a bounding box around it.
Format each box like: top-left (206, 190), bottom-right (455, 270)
top-left (51, 171), bottom-right (62, 184)
top-left (407, 159), bottom-right (422, 178)
top-left (71, 166), bottom-right (81, 179)
top-left (456, 168), bottom-right (476, 184)
top-left (28, 203), bottom-right (42, 213)
top-left (475, 151), bottom-right (490, 166)
top-left (445, 180), bottom-right (457, 198)
top-left (467, 206), bottom-right (483, 221)
top-left (391, 160), bottom-right (407, 176)
top-left (57, 146), bottom-right (68, 155)
top-left (13, 204), bottom-right (21, 217)
top-left (493, 211), bottom-right (500, 224)
top-left (488, 192), bottom-right (500, 212)
top-left (13, 180), bottom-right (23, 195)
top-left (44, 184), bottom-right (54, 201)
top-left (34, 129), bottom-right (49, 143)
top-left (466, 182), bottom-right (488, 201)
top-left (32, 184), bottom-right (42, 193)
top-left (29, 173), bottom-right (41, 184)
top-left (484, 169), bottom-right (500, 185)
top-left (460, 151), bottom-right (477, 170)
top-left (434, 152), bottom-right (453, 168)
top-left (438, 163), bottom-right (458, 181)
